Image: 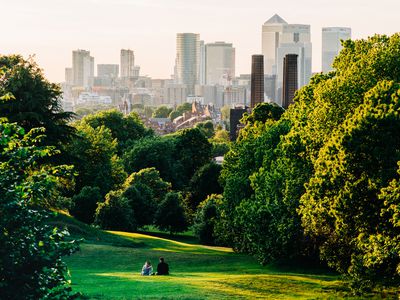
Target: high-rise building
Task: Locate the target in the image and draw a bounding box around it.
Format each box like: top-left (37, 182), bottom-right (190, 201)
top-left (199, 40), bottom-right (206, 85)
top-left (97, 64), bottom-right (119, 78)
top-left (65, 67), bottom-right (73, 85)
top-left (205, 42), bottom-right (235, 86)
top-left (229, 106), bottom-right (248, 141)
top-left (175, 33), bottom-right (200, 95)
top-left (72, 49), bottom-right (94, 87)
top-left (250, 55), bottom-right (264, 109)
top-left (322, 27), bottom-right (351, 72)
top-left (261, 14), bottom-right (311, 106)
top-left (282, 54), bottom-right (298, 109)
top-left (120, 49), bottom-right (135, 78)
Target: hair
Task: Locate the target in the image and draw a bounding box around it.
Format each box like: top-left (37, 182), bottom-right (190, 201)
top-left (159, 257), bottom-right (164, 262)
top-left (146, 261), bottom-right (151, 266)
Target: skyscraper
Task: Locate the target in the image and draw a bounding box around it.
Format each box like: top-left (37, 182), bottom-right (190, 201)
top-left (175, 33), bottom-right (200, 95)
top-left (261, 14), bottom-right (311, 106)
top-left (205, 42), bottom-right (235, 86)
top-left (282, 54), bottom-right (298, 109)
top-left (250, 55), bottom-right (264, 109)
top-left (72, 49), bottom-right (94, 87)
top-left (120, 49), bottom-right (135, 78)
top-left (322, 27), bottom-right (351, 72)
top-left (199, 40), bottom-right (206, 85)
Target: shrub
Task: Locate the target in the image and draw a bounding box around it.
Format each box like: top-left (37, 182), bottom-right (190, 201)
top-left (70, 186), bottom-right (103, 224)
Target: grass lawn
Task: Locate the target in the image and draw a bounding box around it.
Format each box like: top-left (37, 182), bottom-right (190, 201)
top-left (65, 228), bottom-right (360, 300)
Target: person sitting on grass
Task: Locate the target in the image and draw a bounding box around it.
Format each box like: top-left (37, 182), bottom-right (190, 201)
top-left (156, 257), bottom-right (169, 275)
top-left (141, 261), bottom-right (153, 276)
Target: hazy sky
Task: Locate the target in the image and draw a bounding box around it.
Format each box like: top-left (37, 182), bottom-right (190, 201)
top-left (1, 0), bottom-right (399, 82)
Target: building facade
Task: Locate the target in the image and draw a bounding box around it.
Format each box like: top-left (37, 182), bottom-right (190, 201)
top-left (97, 64), bottom-right (119, 78)
top-left (322, 27), bottom-right (351, 72)
top-left (282, 54), bottom-right (298, 109)
top-left (72, 49), bottom-right (94, 87)
top-left (175, 33), bottom-right (200, 95)
top-left (120, 49), bottom-right (135, 78)
top-left (250, 55), bottom-right (264, 109)
top-left (205, 42), bottom-right (235, 86)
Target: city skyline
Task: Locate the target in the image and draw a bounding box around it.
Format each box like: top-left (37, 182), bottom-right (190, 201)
top-left (1, 0), bottom-right (399, 82)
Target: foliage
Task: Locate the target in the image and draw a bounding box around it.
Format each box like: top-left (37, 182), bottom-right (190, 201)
top-left (80, 109), bottom-right (152, 152)
top-left (211, 142), bottom-right (230, 157)
top-left (122, 168), bottom-right (171, 227)
top-left (0, 121), bottom-right (78, 299)
top-left (123, 136), bottom-right (179, 187)
top-left (95, 190), bottom-right (136, 231)
top-left (193, 194), bottom-right (223, 245)
top-left (154, 192), bottom-right (188, 234)
top-left (152, 106), bottom-right (173, 118)
top-left (66, 122), bottom-right (126, 196)
top-left (195, 120), bottom-right (215, 138)
top-left (70, 186), bottom-right (103, 224)
top-left (169, 102), bottom-right (192, 120)
top-left (0, 55), bottom-right (75, 146)
top-left (143, 106), bottom-right (154, 118)
top-left (299, 81), bottom-right (400, 290)
top-left (186, 162), bottom-right (223, 214)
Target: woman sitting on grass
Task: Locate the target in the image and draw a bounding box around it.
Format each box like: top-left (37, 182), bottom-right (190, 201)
top-left (141, 261), bottom-right (153, 276)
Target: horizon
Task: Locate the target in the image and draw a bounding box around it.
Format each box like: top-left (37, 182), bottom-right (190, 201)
top-left (1, 0), bottom-right (399, 82)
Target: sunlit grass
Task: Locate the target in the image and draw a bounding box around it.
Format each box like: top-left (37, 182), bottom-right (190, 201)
top-left (64, 228), bottom-right (363, 299)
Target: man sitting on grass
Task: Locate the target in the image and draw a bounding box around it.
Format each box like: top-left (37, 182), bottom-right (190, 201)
top-left (156, 257), bottom-right (169, 275)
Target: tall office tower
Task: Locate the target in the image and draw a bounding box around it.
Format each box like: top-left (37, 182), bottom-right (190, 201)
top-left (199, 40), bottom-right (206, 85)
top-left (250, 55), bottom-right (264, 109)
top-left (65, 67), bottom-right (73, 85)
top-left (97, 64), bottom-right (119, 78)
top-left (282, 54), bottom-right (298, 109)
top-left (205, 42), bottom-right (235, 86)
top-left (175, 33), bottom-right (200, 95)
top-left (120, 49), bottom-right (135, 78)
top-left (261, 14), bottom-right (311, 106)
top-left (72, 49), bottom-right (94, 87)
top-left (229, 106), bottom-right (248, 141)
top-left (322, 27), bottom-right (351, 72)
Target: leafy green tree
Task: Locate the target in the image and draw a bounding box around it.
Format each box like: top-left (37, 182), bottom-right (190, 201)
top-left (299, 81), bottom-right (400, 290)
top-left (144, 106), bottom-right (154, 118)
top-left (95, 190), bottom-right (136, 231)
top-left (122, 137), bottom-right (179, 187)
top-left (172, 127), bottom-right (212, 185)
top-left (0, 121), bottom-right (78, 299)
top-left (66, 123), bottom-right (126, 196)
top-left (193, 194), bottom-right (222, 245)
top-left (154, 192), bottom-right (188, 234)
top-left (186, 162), bottom-right (223, 213)
top-left (80, 109), bottom-right (152, 152)
top-left (152, 106), bottom-right (173, 118)
top-left (70, 186), bottom-right (103, 224)
top-left (0, 55), bottom-right (74, 146)
top-left (195, 120), bottom-right (215, 138)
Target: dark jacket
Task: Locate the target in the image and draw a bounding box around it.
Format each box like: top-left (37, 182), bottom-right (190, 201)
top-left (157, 262), bottom-right (169, 275)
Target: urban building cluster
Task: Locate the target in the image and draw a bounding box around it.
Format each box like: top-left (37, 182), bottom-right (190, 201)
top-left (61, 14), bottom-right (351, 135)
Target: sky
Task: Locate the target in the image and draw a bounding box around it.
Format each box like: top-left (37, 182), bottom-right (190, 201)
top-left (1, 0), bottom-right (399, 82)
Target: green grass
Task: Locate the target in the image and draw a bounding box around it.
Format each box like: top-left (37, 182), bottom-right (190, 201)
top-left (61, 217), bottom-right (396, 299)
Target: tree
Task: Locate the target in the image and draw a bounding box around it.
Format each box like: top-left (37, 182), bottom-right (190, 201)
top-left (70, 186), bottom-right (103, 224)
top-left (80, 109), bottom-right (152, 152)
top-left (95, 190), bottom-right (136, 231)
top-left (172, 127), bottom-right (212, 185)
top-left (299, 81), bottom-right (400, 290)
top-left (154, 192), bottom-right (188, 234)
top-left (195, 120), bottom-right (215, 138)
top-left (66, 123), bottom-right (126, 196)
top-left (152, 106), bottom-right (173, 118)
top-left (186, 162), bottom-right (223, 214)
top-left (193, 194), bottom-right (222, 245)
top-left (0, 121), bottom-right (78, 299)
top-left (0, 55), bottom-right (74, 146)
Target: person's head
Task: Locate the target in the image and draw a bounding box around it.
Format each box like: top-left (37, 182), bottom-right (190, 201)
top-left (145, 261), bottom-right (151, 266)
top-left (159, 257), bottom-right (164, 263)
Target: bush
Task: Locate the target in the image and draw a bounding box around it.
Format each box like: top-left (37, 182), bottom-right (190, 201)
top-left (154, 192), bottom-right (188, 234)
top-left (70, 186), bottom-right (103, 224)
